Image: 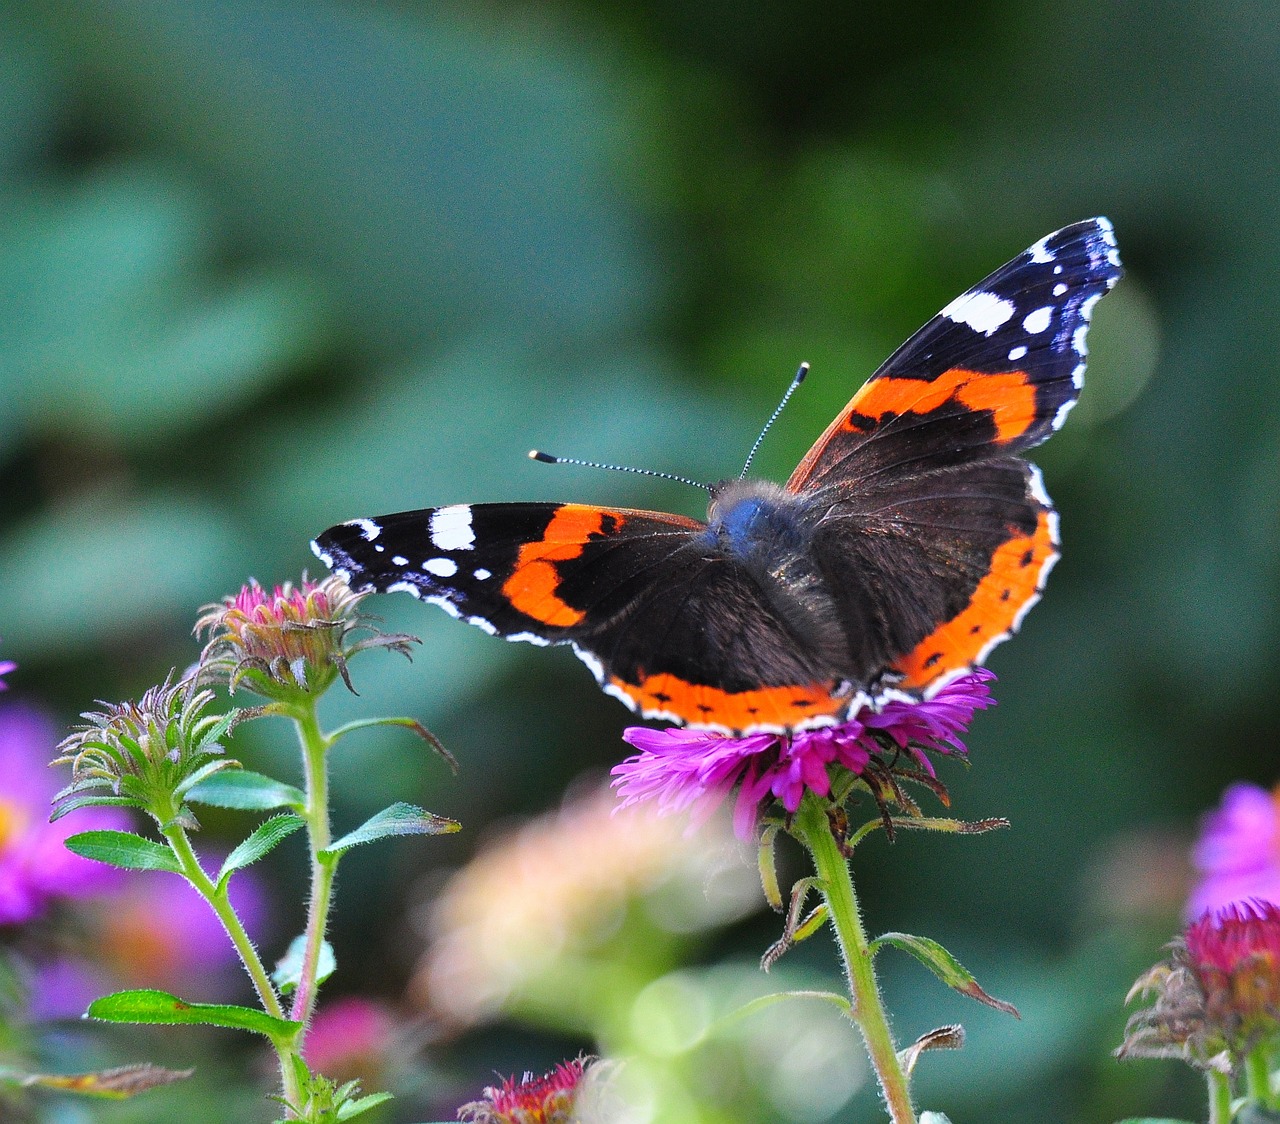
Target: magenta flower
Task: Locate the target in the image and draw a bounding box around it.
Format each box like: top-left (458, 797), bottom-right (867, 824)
top-left (1121, 901), bottom-right (1280, 1066)
top-left (613, 670), bottom-right (995, 838)
top-left (459, 1057), bottom-right (593, 1124)
top-left (1188, 782), bottom-right (1280, 920)
top-left (0, 644), bottom-right (14, 690)
top-left (0, 704), bottom-right (129, 925)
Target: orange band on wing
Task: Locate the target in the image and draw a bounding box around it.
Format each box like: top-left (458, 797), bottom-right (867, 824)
top-left (610, 671), bottom-right (848, 732)
top-left (502, 505), bottom-right (622, 628)
top-left (845, 368), bottom-right (1037, 444)
top-left (892, 508), bottom-right (1056, 688)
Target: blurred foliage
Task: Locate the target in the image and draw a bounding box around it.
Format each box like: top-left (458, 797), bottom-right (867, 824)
top-left (0, 0), bottom-right (1275, 1120)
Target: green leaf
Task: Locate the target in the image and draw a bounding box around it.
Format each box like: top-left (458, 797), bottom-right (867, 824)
top-left (217, 814), bottom-right (305, 891)
top-left (64, 831), bottom-right (182, 874)
top-left (10, 1062), bottom-right (194, 1099)
top-left (186, 769), bottom-right (305, 811)
top-left (319, 802), bottom-right (460, 861)
top-left (871, 932), bottom-right (1019, 1017)
top-left (87, 989), bottom-right (301, 1045)
top-left (272, 934), bottom-right (336, 995)
top-left (48, 793), bottom-right (140, 822)
top-left (338, 1092), bottom-right (395, 1119)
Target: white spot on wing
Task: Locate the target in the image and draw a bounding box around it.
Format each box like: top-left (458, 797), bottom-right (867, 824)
top-left (1053, 282), bottom-right (1068, 296)
top-left (423, 557), bottom-right (458, 577)
top-left (1022, 307), bottom-right (1053, 334)
top-left (1028, 235), bottom-right (1055, 264)
top-left (474, 568), bottom-right (492, 581)
top-left (941, 290), bottom-right (1016, 336)
top-left (392, 555), bottom-right (409, 566)
top-left (310, 541), bottom-right (333, 567)
top-left (430, 505), bottom-right (475, 551)
top-left (1008, 345), bottom-right (1028, 361)
top-left (345, 518), bottom-right (381, 542)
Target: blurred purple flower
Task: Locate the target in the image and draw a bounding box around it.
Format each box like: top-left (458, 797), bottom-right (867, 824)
top-left (90, 862), bottom-right (271, 998)
top-left (0, 704), bottom-right (129, 925)
top-left (613, 670), bottom-right (995, 838)
top-left (0, 644), bottom-right (14, 690)
top-left (1188, 781), bottom-right (1280, 919)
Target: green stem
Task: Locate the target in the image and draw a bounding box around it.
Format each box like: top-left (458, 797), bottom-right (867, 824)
top-left (289, 701), bottom-right (337, 1030)
top-left (163, 823), bottom-right (300, 1106)
top-left (793, 794), bottom-right (916, 1124)
top-left (1245, 1041), bottom-right (1274, 1106)
top-left (1208, 1068), bottom-right (1232, 1124)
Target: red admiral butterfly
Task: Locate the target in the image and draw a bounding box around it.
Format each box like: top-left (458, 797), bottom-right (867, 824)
top-left (313, 218), bottom-right (1121, 734)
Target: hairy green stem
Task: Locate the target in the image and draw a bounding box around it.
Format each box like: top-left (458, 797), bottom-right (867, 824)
top-left (1245, 1042), bottom-right (1274, 1107)
top-left (164, 822), bottom-right (300, 1105)
top-left (289, 701), bottom-right (336, 1030)
top-left (1208, 1069), bottom-right (1232, 1124)
top-left (793, 794), bottom-right (916, 1124)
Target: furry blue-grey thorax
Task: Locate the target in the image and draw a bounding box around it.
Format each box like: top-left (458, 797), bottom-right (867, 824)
top-left (704, 480), bottom-right (812, 558)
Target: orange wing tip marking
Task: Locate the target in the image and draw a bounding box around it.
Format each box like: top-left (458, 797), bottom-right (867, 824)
top-left (893, 508), bottom-right (1057, 690)
top-left (844, 368), bottom-right (1038, 444)
top-left (501, 505), bottom-right (623, 628)
top-left (608, 671), bottom-right (848, 733)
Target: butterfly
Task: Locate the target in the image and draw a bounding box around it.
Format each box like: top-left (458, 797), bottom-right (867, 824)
top-left (312, 218), bottom-right (1121, 734)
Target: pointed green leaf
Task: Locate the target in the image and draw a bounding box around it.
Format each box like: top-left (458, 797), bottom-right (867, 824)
top-left (272, 934), bottom-right (336, 995)
top-left (87, 989), bottom-right (301, 1044)
top-left (871, 932), bottom-right (1019, 1017)
top-left (174, 758), bottom-right (240, 800)
top-left (217, 814), bottom-right (306, 891)
top-left (49, 793), bottom-right (141, 822)
top-left (64, 831), bottom-right (182, 874)
top-left (319, 802), bottom-right (459, 862)
top-left (186, 769), bottom-right (305, 811)
top-left (338, 1092), bottom-right (395, 1119)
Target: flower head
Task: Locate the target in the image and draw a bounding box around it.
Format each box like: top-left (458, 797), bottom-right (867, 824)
top-left (1189, 782), bottom-right (1280, 919)
top-left (52, 673), bottom-right (236, 828)
top-left (612, 670), bottom-right (995, 838)
top-left (458, 1058), bottom-right (593, 1124)
top-left (1120, 901), bottom-right (1280, 1068)
top-left (0, 705), bottom-right (127, 925)
top-left (195, 574), bottom-right (417, 700)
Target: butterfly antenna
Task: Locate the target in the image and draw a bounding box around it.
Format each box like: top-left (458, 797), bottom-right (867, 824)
top-left (528, 450), bottom-right (712, 493)
top-left (739, 362), bottom-right (809, 480)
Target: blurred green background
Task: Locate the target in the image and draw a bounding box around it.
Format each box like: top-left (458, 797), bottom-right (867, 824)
top-left (0, 0), bottom-right (1273, 1120)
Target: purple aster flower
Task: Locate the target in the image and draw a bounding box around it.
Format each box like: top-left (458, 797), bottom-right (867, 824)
top-left (0, 704), bottom-right (129, 925)
top-left (1188, 782), bottom-right (1280, 920)
top-left (613, 670), bottom-right (995, 838)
